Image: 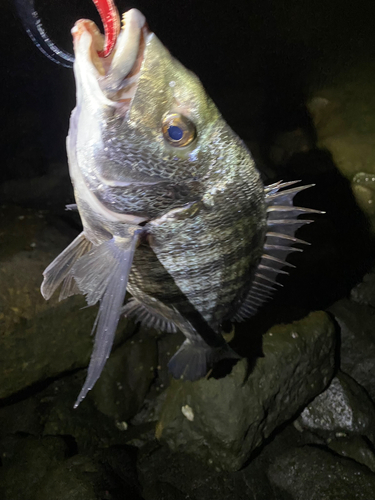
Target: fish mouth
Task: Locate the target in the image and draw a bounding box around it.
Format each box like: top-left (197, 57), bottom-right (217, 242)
top-left (72, 9), bottom-right (149, 105)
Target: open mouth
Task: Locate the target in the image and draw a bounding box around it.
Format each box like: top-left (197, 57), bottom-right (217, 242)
top-left (72, 9), bottom-right (149, 104)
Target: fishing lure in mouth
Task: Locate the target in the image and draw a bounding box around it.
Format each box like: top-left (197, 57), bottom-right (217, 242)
top-left (13, 0), bottom-right (120, 66)
top-left (15, 0), bottom-right (322, 408)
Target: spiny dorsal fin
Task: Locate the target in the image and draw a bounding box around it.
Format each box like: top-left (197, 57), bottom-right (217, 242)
top-left (261, 254), bottom-right (296, 268)
top-left (265, 183), bottom-right (316, 206)
top-left (266, 219), bottom-right (313, 236)
top-left (232, 180), bottom-right (321, 322)
top-left (263, 180), bottom-right (301, 195)
top-left (267, 205), bottom-right (324, 217)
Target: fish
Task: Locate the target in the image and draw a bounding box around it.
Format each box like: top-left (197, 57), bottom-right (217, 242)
top-left (40, 8), bottom-right (321, 407)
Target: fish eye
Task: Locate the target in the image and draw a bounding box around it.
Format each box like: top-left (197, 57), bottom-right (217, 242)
top-left (162, 113), bottom-right (196, 147)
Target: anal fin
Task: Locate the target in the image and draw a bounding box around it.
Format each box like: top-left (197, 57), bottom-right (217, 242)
top-left (168, 339), bottom-right (239, 381)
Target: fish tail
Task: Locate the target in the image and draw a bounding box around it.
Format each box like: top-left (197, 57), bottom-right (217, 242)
top-left (168, 340), bottom-right (239, 381)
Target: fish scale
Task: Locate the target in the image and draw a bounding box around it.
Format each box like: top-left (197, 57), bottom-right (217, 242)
top-left (128, 245), bottom-right (189, 309)
top-left (38, 8), bottom-right (321, 406)
top-left (148, 166), bottom-right (266, 329)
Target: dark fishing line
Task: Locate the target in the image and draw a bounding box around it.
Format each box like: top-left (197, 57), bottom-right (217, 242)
top-left (13, 0), bottom-right (74, 68)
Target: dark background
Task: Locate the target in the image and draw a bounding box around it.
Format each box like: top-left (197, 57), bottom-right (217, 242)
top-left (2, 0), bottom-right (375, 184)
top-left (2, 0), bottom-right (375, 326)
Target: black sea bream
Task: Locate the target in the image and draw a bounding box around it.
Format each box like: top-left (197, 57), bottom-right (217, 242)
top-left (40, 8), bottom-right (319, 406)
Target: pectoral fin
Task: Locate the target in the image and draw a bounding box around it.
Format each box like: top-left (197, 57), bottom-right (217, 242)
top-left (41, 232), bottom-right (92, 301)
top-left (72, 232), bottom-right (140, 408)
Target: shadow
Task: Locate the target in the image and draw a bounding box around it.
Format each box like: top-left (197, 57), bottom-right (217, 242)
top-left (232, 144), bottom-right (375, 366)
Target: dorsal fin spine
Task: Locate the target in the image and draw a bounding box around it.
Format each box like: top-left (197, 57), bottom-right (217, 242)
top-left (231, 181), bottom-right (320, 322)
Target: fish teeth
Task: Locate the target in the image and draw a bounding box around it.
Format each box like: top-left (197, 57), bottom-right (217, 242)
top-left (100, 9), bottom-right (145, 92)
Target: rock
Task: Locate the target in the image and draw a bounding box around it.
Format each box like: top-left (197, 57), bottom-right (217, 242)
top-left (0, 435), bottom-right (68, 500)
top-left (37, 457), bottom-right (98, 500)
top-left (0, 434), bottom-right (141, 500)
top-left (307, 63), bottom-right (375, 182)
top-left (40, 373), bottom-right (132, 451)
top-left (0, 371), bottom-right (130, 452)
top-left (128, 331), bottom-right (186, 429)
top-left (90, 331), bottom-right (158, 423)
top-left (0, 395), bottom-right (43, 438)
top-left (352, 172), bottom-right (375, 219)
top-left (267, 445), bottom-right (375, 500)
top-left (35, 448), bottom-right (141, 500)
top-left (329, 298), bottom-right (375, 401)
top-left (156, 311), bottom-right (336, 471)
top-left (138, 442), bottom-right (275, 500)
top-left (241, 421), bottom-right (327, 497)
top-left (307, 63), bottom-right (375, 230)
top-left (328, 436), bottom-right (375, 473)
top-left (297, 371), bottom-right (375, 443)
top-left (0, 205), bottom-right (135, 399)
top-left (351, 267), bottom-right (375, 308)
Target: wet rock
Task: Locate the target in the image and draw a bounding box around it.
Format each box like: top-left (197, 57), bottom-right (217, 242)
top-left (129, 389), bottom-right (168, 431)
top-left (307, 63), bottom-right (375, 230)
top-left (328, 436), bottom-right (375, 473)
top-left (267, 445), bottom-right (375, 500)
top-left (138, 442), bottom-right (275, 500)
top-left (123, 330), bottom-right (186, 439)
top-left (297, 371), bottom-right (375, 443)
top-left (0, 371), bottom-right (129, 452)
top-left (0, 335), bottom-right (160, 456)
top-left (90, 332), bottom-right (158, 423)
top-left (308, 63), bottom-right (375, 181)
top-left (0, 395), bottom-right (44, 437)
top-left (0, 435), bottom-right (68, 500)
top-left (239, 422), bottom-right (327, 500)
top-left (156, 311), bottom-right (336, 471)
top-left (128, 331), bottom-right (186, 430)
top-left (351, 266), bottom-right (375, 308)
top-left (40, 373), bottom-right (131, 451)
top-left (37, 458), bottom-right (98, 500)
top-left (0, 434), bottom-right (140, 500)
top-left (35, 448), bottom-right (141, 500)
top-left (352, 172), bottom-right (375, 219)
top-left (329, 298), bottom-right (375, 401)
top-left (0, 205), bottom-right (135, 399)
top-left (142, 480), bottom-right (189, 500)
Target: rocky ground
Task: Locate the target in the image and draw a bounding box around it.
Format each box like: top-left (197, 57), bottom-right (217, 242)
top-left (2, 217), bottom-right (375, 499)
top-left (3, 21), bottom-right (375, 500)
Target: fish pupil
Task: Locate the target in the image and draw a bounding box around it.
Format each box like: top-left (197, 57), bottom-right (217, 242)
top-left (168, 125), bottom-right (184, 141)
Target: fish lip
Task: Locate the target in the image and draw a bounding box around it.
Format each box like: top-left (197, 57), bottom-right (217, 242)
top-left (72, 9), bottom-right (149, 98)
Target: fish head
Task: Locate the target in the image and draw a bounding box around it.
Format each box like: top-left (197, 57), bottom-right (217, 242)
top-left (69, 8), bottom-right (262, 222)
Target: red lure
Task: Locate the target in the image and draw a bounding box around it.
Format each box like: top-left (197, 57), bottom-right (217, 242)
top-left (92, 0), bottom-right (121, 57)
